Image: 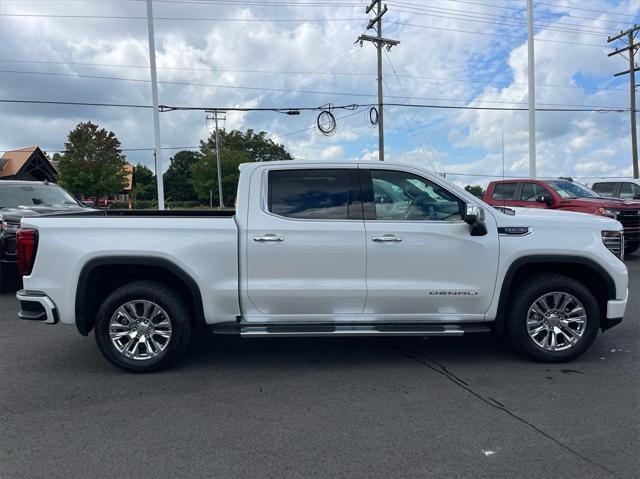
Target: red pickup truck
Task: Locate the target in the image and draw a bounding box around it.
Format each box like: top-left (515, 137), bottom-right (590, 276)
top-left (484, 178), bottom-right (640, 256)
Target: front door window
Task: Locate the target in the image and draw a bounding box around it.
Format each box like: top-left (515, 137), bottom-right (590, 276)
top-left (370, 170), bottom-right (463, 221)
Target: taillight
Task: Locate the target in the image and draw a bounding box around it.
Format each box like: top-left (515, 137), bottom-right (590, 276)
top-left (16, 228), bottom-right (38, 276)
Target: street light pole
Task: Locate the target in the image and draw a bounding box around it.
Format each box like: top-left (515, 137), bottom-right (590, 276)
top-left (214, 111), bottom-right (224, 208)
top-left (145, 0), bottom-right (165, 209)
top-left (527, 0), bottom-right (536, 178)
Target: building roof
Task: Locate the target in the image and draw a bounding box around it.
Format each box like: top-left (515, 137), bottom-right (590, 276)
top-left (0, 146), bottom-right (40, 177)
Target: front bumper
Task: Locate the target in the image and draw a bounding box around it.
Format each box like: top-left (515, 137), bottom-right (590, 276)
top-left (16, 289), bottom-right (58, 324)
top-left (607, 288), bottom-right (628, 319)
top-left (603, 288), bottom-right (628, 331)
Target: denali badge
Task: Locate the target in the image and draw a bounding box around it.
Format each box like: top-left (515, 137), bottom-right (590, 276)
top-left (428, 291), bottom-right (479, 296)
top-left (498, 226), bottom-right (532, 236)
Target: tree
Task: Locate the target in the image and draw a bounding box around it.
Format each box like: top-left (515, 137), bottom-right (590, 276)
top-left (191, 129), bottom-right (292, 205)
top-left (132, 163), bottom-right (157, 202)
top-left (164, 150), bottom-right (200, 201)
top-left (465, 185), bottom-right (485, 199)
top-left (56, 122), bottom-right (128, 205)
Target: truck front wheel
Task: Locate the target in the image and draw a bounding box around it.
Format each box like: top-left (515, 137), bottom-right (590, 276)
top-left (506, 274), bottom-right (600, 362)
top-left (94, 281), bottom-right (192, 373)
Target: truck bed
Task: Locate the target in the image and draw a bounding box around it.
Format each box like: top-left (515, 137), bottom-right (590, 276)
top-left (45, 209), bottom-right (236, 218)
top-left (19, 211), bottom-right (240, 327)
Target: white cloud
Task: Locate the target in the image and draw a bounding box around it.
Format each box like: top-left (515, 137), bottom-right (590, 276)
top-left (320, 145), bottom-right (344, 160)
top-left (0, 0), bottom-right (638, 183)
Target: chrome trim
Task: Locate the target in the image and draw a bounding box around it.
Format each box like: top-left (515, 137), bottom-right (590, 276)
top-left (602, 230), bottom-right (624, 260)
top-left (254, 234), bottom-right (285, 242)
top-left (372, 234), bottom-right (403, 242)
top-left (16, 290), bottom-right (57, 324)
top-left (498, 226), bottom-right (533, 236)
top-left (240, 325), bottom-right (481, 337)
top-left (526, 291), bottom-right (586, 352)
top-left (259, 167), bottom-right (467, 225)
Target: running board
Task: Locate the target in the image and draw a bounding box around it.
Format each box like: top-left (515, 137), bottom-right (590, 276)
top-left (234, 323), bottom-right (491, 338)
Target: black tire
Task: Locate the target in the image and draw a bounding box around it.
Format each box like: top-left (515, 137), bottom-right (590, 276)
top-left (0, 263), bottom-right (17, 294)
top-left (94, 280), bottom-right (192, 373)
top-left (506, 273), bottom-right (600, 362)
top-left (624, 242), bottom-right (639, 257)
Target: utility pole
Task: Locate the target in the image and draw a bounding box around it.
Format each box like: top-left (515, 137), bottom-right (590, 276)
top-left (526, 0), bottom-right (536, 178)
top-left (608, 25), bottom-right (640, 179)
top-left (145, 0), bottom-right (165, 209)
top-left (206, 110), bottom-right (225, 208)
top-left (356, 0), bottom-right (399, 161)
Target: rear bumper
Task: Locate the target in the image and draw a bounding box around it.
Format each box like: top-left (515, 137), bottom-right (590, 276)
top-left (16, 289), bottom-right (58, 324)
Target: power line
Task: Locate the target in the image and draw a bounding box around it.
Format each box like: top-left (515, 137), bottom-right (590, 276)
top-left (2, 69), bottom-right (627, 108)
top-left (0, 13), bottom-right (613, 48)
top-left (530, 0), bottom-right (640, 19)
top-left (393, 0), bottom-right (637, 25)
top-left (382, 51), bottom-right (439, 170)
top-left (0, 98), bottom-right (629, 112)
top-left (389, 4), bottom-right (614, 37)
top-left (0, 12), bottom-right (362, 21)
top-left (382, 78), bottom-right (438, 171)
top-left (0, 58), bottom-right (627, 92)
top-left (607, 24), bottom-right (640, 179)
top-left (270, 109), bottom-right (362, 140)
top-left (0, 69), bottom-right (381, 101)
top-left (385, 20), bottom-right (607, 48)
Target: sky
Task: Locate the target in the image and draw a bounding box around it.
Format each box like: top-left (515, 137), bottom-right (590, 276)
top-left (1, 0), bottom-right (639, 187)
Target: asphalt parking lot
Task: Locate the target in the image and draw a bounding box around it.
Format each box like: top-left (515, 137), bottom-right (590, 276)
top-left (1, 259), bottom-right (638, 479)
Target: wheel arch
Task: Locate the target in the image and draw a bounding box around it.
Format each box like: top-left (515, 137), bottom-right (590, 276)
top-left (495, 255), bottom-right (616, 335)
top-left (75, 256), bottom-right (205, 336)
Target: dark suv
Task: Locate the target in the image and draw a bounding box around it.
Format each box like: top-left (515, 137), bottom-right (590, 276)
top-left (0, 181), bottom-right (85, 292)
top-left (483, 178), bottom-right (640, 256)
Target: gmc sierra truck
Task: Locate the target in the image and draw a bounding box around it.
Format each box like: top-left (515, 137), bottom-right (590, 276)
top-left (16, 161), bottom-right (629, 372)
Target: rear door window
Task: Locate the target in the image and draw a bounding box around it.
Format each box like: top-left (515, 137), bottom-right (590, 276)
top-left (268, 169), bottom-right (354, 220)
top-left (591, 182), bottom-right (616, 196)
top-left (492, 183), bottom-right (518, 200)
top-left (619, 182), bottom-right (640, 199)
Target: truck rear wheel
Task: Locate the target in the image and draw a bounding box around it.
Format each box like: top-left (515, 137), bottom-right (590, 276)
top-left (94, 281), bottom-right (192, 373)
top-left (506, 274), bottom-right (600, 362)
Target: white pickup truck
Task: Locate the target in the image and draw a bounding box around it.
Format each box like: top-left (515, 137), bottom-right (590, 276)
top-left (16, 161), bottom-right (629, 372)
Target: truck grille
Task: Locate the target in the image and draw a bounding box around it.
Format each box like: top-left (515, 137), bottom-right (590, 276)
top-left (618, 209), bottom-right (640, 243)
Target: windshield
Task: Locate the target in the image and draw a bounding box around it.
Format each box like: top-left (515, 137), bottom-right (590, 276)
top-left (546, 181), bottom-right (597, 199)
top-left (0, 184), bottom-right (81, 209)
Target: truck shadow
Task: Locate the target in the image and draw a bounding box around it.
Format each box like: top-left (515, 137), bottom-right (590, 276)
top-left (179, 333), bottom-right (521, 373)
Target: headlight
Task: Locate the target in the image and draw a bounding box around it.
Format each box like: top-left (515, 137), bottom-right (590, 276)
top-left (598, 208), bottom-right (619, 219)
top-left (602, 230), bottom-right (624, 260)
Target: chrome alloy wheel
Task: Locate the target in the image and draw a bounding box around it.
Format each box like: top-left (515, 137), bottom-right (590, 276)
top-left (108, 300), bottom-right (172, 361)
top-left (526, 292), bottom-right (587, 352)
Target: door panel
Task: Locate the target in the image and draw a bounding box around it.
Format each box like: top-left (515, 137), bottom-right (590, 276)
top-left (246, 167), bottom-right (366, 317)
top-left (362, 168), bottom-right (499, 320)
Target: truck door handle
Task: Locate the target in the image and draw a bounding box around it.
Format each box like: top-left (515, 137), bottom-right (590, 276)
top-left (372, 234), bottom-right (403, 242)
top-left (254, 234), bottom-right (285, 242)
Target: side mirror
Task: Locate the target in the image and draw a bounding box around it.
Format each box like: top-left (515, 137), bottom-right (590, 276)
top-left (536, 194), bottom-right (553, 206)
top-left (464, 204), bottom-right (487, 236)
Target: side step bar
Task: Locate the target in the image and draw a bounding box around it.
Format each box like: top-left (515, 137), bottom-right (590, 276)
top-left (227, 323), bottom-right (492, 338)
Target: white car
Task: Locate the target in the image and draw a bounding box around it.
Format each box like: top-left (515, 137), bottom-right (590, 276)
top-left (15, 161), bottom-right (629, 372)
top-left (587, 178), bottom-right (640, 201)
